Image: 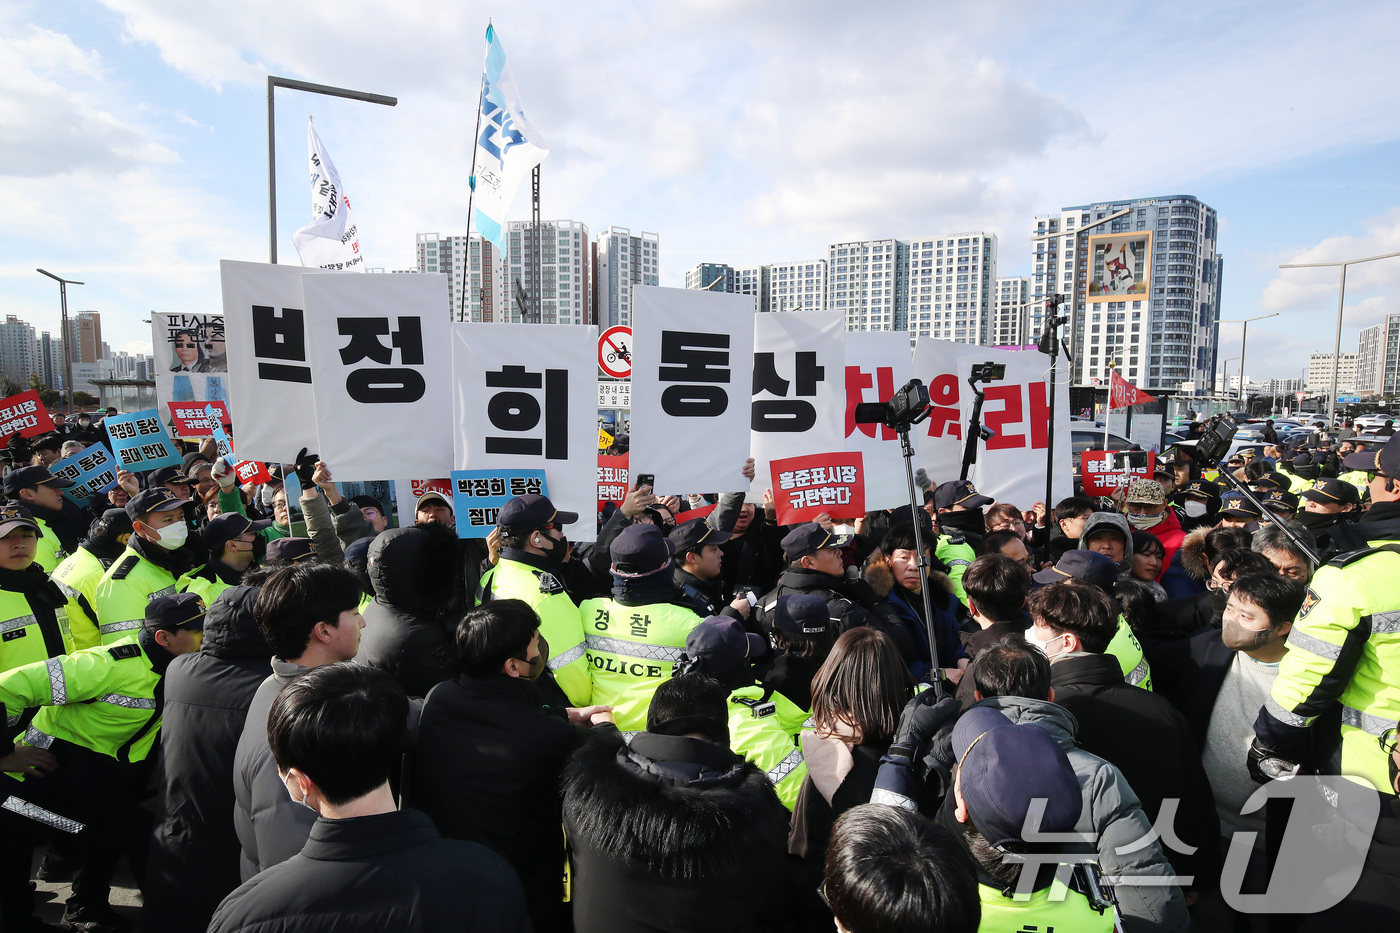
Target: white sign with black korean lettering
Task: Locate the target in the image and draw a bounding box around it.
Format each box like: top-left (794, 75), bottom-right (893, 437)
top-left (302, 273), bottom-right (454, 480)
top-left (451, 323), bottom-right (599, 541)
top-left (844, 331), bottom-right (917, 511)
top-left (750, 312), bottom-right (845, 499)
top-left (630, 285), bottom-right (755, 495)
top-left (221, 260), bottom-right (322, 464)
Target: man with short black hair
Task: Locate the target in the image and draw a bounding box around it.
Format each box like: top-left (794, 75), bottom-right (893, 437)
top-left (752, 522), bottom-right (886, 641)
top-left (823, 804), bottom-right (979, 933)
top-left (211, 663), bottom-right (529, 933)
top-left (955, 554), bottom-right (1032, 708)
top-left (232, 563), bottom-right (366, 880)
top-left (4, 464), bottom-right (78, 571)
top-left (1049, 495), bottom-right (1096, 562)
top-left (95, 487), bottom-right (203, 644)
top-left (417, 598), bottom-right (613, 932)
top-left (183, 512), bottom-right (272, 604)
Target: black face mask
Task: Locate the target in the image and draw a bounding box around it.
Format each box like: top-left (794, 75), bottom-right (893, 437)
top-left (1296, 510), bottom-right (1341, 532)
top-left (1209, 586), bottom-right (1230, 615)
top-left (940, 508), bottom-right (984, 536)
top-left (536, 530), bottom-right (569, 564)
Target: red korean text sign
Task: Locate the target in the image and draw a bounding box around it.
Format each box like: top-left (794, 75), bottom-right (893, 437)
top-left (769, 451), bottom-right (866, 525)
top-left (0, 391), bottom-right (56, 448)
top-left (168, 400), bottom-right (231, 437)
top-left (597, 453), bottom-right (629, 524)
top-left (1080, 450), bottom-right (1156, 496)
top-left (235, 460), bottom-right (273, 486)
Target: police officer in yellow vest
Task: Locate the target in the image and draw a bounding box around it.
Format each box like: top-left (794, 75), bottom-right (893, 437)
top-left (952, 706), bottom-right (1116, 932)
top-left (94, 487), bottom-right (204, 644)
top-left (932, 480), bottom-right (989, 603)
top-left (672, 616), bottom-right (808, 810)
top-left (0, 592), bottom-right (205, 932)
top-left (0, 505), bottom-right (73, 712)
top-left (4, 465), bottom-right (78, 572)
top-left (181, 512), bottom-right (270, 606)
top-left (477, 494), bottom-right (591, 708)
top-left (51, 509), bottom-right (134, 651)
top-left (1252, 434), bottom-right (1400, 797)
top-left (579, 523), bottom-right (703, 731)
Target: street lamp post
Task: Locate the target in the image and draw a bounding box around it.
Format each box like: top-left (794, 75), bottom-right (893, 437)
top-left (267, 76), bottom-right (397, 264)
top-left (1221, 357), bottom-right (1241, 399)
top-left (1219, 313), bottom-right (1279, 408)
top-left (1278, 250), bottom-right (1400, 426)
top-left (36, 269), bottom-right (82, 412)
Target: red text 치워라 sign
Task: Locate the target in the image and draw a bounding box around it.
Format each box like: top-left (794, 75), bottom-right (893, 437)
top-left (769, 451), bottom-right (865, 526)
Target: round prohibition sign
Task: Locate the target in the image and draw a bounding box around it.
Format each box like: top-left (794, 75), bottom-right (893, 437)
top-left (598, 326), bottom-right (633, 379)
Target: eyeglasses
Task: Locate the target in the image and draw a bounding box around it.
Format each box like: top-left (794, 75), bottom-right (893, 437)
top-left (1381, 727), bottom-right (1398, 757)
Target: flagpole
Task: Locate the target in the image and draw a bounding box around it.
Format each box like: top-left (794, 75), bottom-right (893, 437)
top-left (461, 67), bottom-right (487, 324)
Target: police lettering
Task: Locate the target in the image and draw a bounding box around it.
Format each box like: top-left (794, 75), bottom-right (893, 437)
top-left (658, 330), bottom-right (730, 417)
top-left (588, 656), bottom-right (663, 678)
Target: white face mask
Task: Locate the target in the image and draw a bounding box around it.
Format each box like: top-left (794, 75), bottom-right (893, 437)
top-left (152, 520), bottom-right (188, 551)
top-left (1184, 500), bottom-right (1209, 518)
top-left (278, 768), bottom-right (316, 810)
top-left (1026, 627), bottom-right (1068, 661)
top-left (1125, 510), bottom-right (1164, 530)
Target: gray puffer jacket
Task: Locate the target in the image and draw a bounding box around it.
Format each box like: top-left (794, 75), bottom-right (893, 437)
top-left (1078, 511), bottom-right (1134, 576)
top-left (975, 695), bottom-right (1190, 933)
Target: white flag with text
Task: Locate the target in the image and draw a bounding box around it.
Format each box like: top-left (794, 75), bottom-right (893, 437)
top-left (292, 117), bottom-right (364, 272)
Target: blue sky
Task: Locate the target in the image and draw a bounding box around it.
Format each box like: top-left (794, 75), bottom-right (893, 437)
top-left (4, 0), bottom-right (1400, 384)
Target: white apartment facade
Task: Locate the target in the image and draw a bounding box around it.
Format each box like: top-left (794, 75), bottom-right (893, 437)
top-left (415, 232), bottom-right (504, 321)
top-left (595, 226), bottom-right (659, 328)
top-left (507, 220), bottom-right (592, 324)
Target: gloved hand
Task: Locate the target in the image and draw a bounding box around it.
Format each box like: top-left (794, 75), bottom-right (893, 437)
top-left (293, 447), bottom-right (319, 488)
top-left (211, 457), bottom-right (236, 491)
top-left (887, 689), bottom-right (960, 764)
top-left (914, 467), bottom-right (932, 491)
top-left (1247, 737), bottom-right (1300, 785)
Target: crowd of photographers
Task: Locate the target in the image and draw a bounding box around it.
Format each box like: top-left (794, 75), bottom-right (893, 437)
top-left (0, 410), bottom-right (1396, 932)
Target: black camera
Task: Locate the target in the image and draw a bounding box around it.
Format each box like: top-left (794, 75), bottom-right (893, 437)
top-left (1195, 414), bottom-right (1237, 462)
top-left (854, 378), bottom-right (932, 430)
top-left (970, 362), bottom-right (1006, 383)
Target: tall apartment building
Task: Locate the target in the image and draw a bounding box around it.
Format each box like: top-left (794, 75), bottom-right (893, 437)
top-left (67, 311), bottom-right (102, 363)
top-left (415, 233), bottom-right (504, 321)
top-left (507, 219), bottom-right (591, 324)
top-left (992, 276), bottom-right (1032, 347)
top-left (595, 226), bottom-right (659, 328)
top-left (1356, 314), bottom-right (1400, 397)
top-left (684, 263), bottom-right (734, 292)
top-left (829, 238), bottom-right (906, 333)
top-left (38, 332), bottom-right (63, 389)
top-left (903, 233), bottom-right (997, 343)
top-left (0, 316), bottom-right (39, 384)
top-left (1030, 196), bottom-right (1222, 392)
top-left (1305, 352), bottom-right (1358, 394)
top-left (767, 260), bottom-right (828, 312)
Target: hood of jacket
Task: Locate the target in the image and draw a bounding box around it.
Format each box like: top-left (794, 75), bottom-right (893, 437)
top-left (863, 551), bottom-right (953, 600)
top-left (1077, 511), bottom-right (1133, 575)
top-left (562, 731), bottom-right (787, 881)
top-left (200, 584), bottom-right (272, 660)
top-left (1178, 526), bottom-right (1213, 581)
top-left (973, 694), bottom-right (1081, 750)
top-left (368, 523), bottom-right (461, 616)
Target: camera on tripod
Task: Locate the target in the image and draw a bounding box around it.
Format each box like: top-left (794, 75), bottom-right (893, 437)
top-left (853, 378), bottom-right (932, 431)
top-left (969, 362), bottom-right (1006, 383)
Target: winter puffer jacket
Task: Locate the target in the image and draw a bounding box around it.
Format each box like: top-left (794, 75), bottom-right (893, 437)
top-left (1076, 511), bottom-right (1134, 576)
top-left (356, 523), bottom-right (462, 698)
top-left (146, 584), bottom-right (272, 931)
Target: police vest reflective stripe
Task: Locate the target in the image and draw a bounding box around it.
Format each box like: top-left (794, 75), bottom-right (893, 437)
top-left (0, 588), bottom-right (72, 676)
top-left (0, 795), bottom-right (84, 834)
top-left (32, 520), bottom-right (66, 574)
top-left (977, 880), bottom-right (1115, 932)
top-left (52, 547), bottom-right (108, 651)
top-left (579, 597), bottom-right (702, 731)
top-left (1108, 615), bottom-right (1153, 691)
top-left (936, 535), bottom-right (975, 603)
top-left (1267, 542), bottom-right (1400, 793)
top-left (479, 559), bottom-right (591, 706)
top-left (727, 686), bottom-right (808, 811)
top-left (94, 548), bottom-right (180, 647)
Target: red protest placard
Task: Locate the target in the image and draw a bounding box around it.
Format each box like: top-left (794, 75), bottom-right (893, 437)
top-left (168, 400), bottom-right (231, 437)
top-left (671, 503), bottom-right (717, 525)
top-left (770, 452), bottom-right (865, 525)
top-left (235, 460), bottom-right (273, 486)
top-left (1079, 450), bottom-right (1156, 496)
top-left (597, 453), bottom-right (629, 523)
top-left (0, 391), bottom-right (56, 448)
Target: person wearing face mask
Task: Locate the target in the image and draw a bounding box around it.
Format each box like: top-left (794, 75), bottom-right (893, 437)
top-left (1297, 477), bottom-right (1361, 558)
top-left (50, 508), bottom-right (134, 650)
top-left (1153, 545), bottom-right (1276, 640)
top-left (476, 494), bottom-right (592, 709)
top-left (233, 563), bottom-right (366, 882)
top-left (94, 487), bottom-right (204, 645)
top-left (0, 592), bottom-right (206, 933)
top-left (1121, 479), bottom-right (1183, 575)
top-left (1032, 549), bottom-right (1153, 689)
top-left (931, 480), bottom-right (991, 603)
top-left (356, 522), bottom-right (462, 699)
top-left (182, 512), bottom-right (274, 605)
top-left (1175, 478), bottom-right (1220, 532)
top-left (414, 599), bottom-right (614, 933)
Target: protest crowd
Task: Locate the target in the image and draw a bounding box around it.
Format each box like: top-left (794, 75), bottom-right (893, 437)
top-left (0, 400), bottom-right (1398, 933)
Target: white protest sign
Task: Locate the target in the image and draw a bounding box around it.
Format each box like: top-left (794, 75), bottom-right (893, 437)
top-left (630, 285), bottom-right (755, 496)
top-left (750, 312), bottom-right (845, 499)
top-left (844, 331), bottom-right (916, 511)
top-left (302, 273), bottom-right (453, 480)
top-left (960, 347), bottom-right (1071, 507)
top-left (909, 337), bottom-right (967, 486)
top-left (221, 261), bottom-right (321, 464)
top-left (150, 312), bottom-right (228, 414)
top-left (451, 323), bottom-right (599, 541)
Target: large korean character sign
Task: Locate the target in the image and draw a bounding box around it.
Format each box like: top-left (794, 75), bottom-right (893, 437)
top-left (452, 324), bottom-right (599, 541)
top-left (303, 273), bottom-right (454, 480)
top-left (844, 332), bottom-right (916, 511)
top-left (750, 312), bottom-right (845, 498)
top-left (221, 261), bottom-right (321, 463)
top-left (629, 286), bottom-right (755, 495)
top-left (910, 337), bottom-right (969, 486)
top-left (962, 346), bottom-right (1070, 505)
